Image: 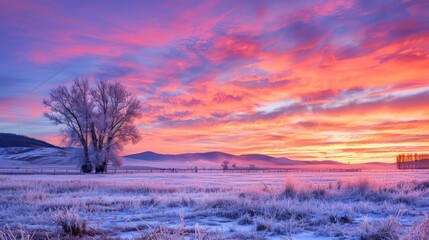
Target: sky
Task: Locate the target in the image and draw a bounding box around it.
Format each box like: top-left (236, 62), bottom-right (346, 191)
top-left (0, 0), bottom-right (428, 163)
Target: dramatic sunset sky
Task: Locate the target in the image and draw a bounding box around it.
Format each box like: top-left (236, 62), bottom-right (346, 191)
top-left (0, 0), bottom-right (428, 163)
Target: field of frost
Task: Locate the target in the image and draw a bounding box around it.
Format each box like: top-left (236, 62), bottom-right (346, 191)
top-left (1, 171), bottom-right (429, 239)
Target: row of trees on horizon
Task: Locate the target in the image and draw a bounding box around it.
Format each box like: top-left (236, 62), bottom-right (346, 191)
top-left (396, 153), bottom-right (429, 162)
top-left (396, 153), bottom-right (429, 169)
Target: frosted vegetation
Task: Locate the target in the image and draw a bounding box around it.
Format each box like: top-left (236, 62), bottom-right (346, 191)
top-left (0, 171), bottom-right (429, 239)
top-left (43, 79), bottom-right (142, 173)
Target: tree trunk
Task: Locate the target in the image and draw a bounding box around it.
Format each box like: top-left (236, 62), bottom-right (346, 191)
top-left (95, 136), bottom-right (113, 174)
top-left (95, 161), bottom-right (107, 173)
top-left (81, 145), bottom-right (92, 173)
top-left (81, 162), bottom-right (92, 173)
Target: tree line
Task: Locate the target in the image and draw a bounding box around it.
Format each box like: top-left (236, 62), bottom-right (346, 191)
top-left (396, 153), bottom-right (429, 169)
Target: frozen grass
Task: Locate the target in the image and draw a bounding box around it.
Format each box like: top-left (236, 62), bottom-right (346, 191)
top-left (0, 172), bottom-right (429, 239)
top-left (0, 225), bottom-right (34, 240)
top-left (358, 214), bottom-right (401, 240)
top-left (52, 208), bottom-right (87, 236)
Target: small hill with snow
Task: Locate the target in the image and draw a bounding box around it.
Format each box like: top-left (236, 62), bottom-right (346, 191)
top-left (0, 133), bottom-right (75, 167)
top-left (0, 147), bottom-right (73, 166)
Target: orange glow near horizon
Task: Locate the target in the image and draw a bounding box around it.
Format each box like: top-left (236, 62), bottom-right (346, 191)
top-left (0, 1), bottom-right (428, 164)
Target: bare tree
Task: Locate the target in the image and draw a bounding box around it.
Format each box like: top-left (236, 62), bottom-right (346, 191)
top-left (44, 79), bottom-right (142, 173)
top-left (90, 80), bottom-right (142, 173)
top-left (43, 79), bottom-right (93, 173)
top-left (221, 160), bottom-right (229, 171)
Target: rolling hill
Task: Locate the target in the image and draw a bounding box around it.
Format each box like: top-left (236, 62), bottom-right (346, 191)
top-left (0, 133), bottom-right (392, 169)
top-left (0, 133), bottom-right (60, 148)
top-left (0, 133), bottom-right (74, 166)
top-left (125, 151), bottom-right (344, 168)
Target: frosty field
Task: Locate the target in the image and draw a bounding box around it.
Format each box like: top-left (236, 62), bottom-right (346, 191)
top-left (1, 171), bottom-right (429, 240)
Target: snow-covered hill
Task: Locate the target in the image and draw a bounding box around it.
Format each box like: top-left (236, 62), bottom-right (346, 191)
top-left (0, 147), bottom-right (75, 167)
top-left (125, 151), bottom-right (345, 168)
top-left (0, 133), bottom-right (77, 167)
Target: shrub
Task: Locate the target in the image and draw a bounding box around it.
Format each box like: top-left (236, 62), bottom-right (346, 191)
top-left (181, 196), bottom-right (195, 207)
top-left (312, 188), bottom-right (326, 199)
top-left (414, 181), bottom-right (429, 191)
top-left (279, 178), bottom-right (296, 199)
top-left (254, 217), bottom-right (272, 232)
top-left (205, 198), bottom-right (237, 208)
top-left (394, 193), bottom-right (415, 204)
top-left (139, 221), bottom-right (217, 240)
top-left (337, 180), bottom-right (343, 190)
top-left (404, 217), bottom-right (429, 240)
top-left (329, 215), bottom-right (353, 224)
top-left (346, 178), bottom-right (371, 196)
top-left (358, 216), bottom-right (401, 240)
top-left (238, 213), bottom-right (253, 225)
top-left (0, 225), bottom-right (33, 240)
top-left (53, 208), bottom-right (87, 236)
top-left (23, 190), bottom-right (47, 203)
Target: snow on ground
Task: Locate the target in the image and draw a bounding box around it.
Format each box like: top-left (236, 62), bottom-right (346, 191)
top-left (1, 171), bottom-right (429, 239)
top-left (123, 157), bottom-right (397, 170)
top-left (7, 170), bottom-right (429, 186)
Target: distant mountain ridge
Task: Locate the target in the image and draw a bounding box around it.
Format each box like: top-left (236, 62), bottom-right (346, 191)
top-left (125, 151), bottom-right (344, 166)
top-left (0, 133), bottom-right (61, 148)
